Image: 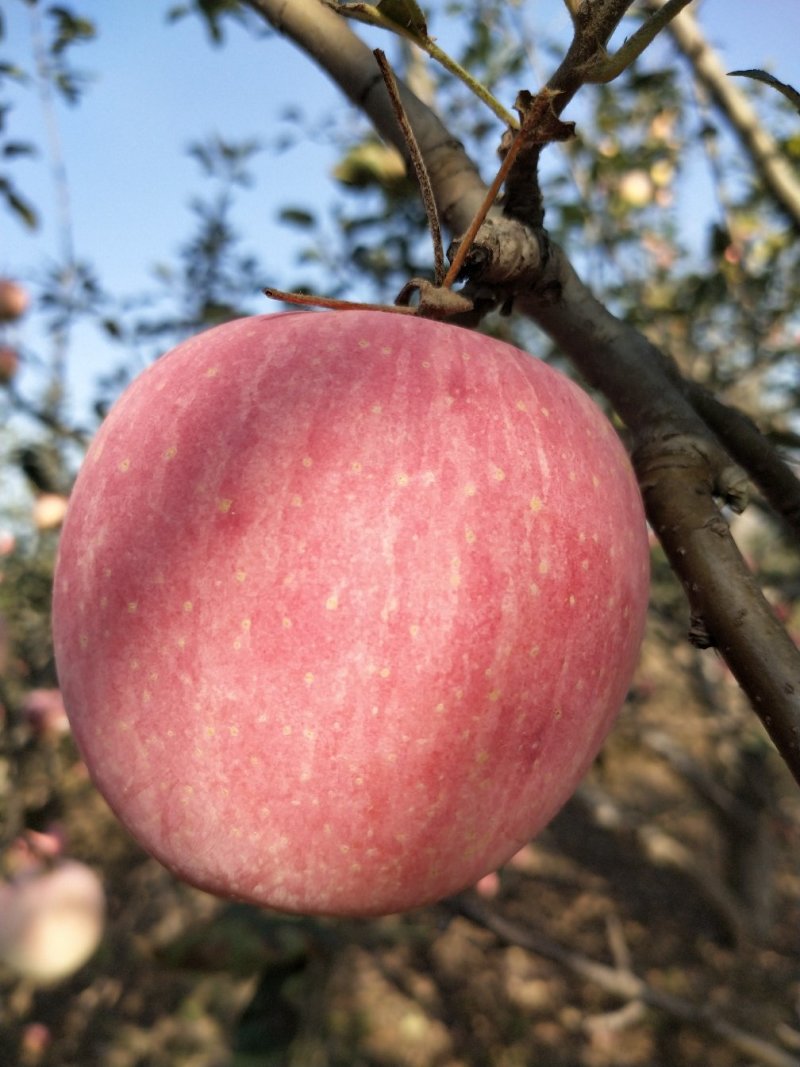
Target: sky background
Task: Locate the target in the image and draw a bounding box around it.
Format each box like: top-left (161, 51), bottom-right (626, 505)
top-left (2, 0), bottom-right (800, 428)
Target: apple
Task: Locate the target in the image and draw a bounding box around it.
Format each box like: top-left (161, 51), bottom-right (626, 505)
top-left (52, 310), bottom-right (649, 916)
top-left (32, 492), bottom-right (69, 530)
top-left (20, 1021), bottom-right (53, 1063)
top-left (0, 344), bottom-right (20, 386)
top-left (617, 169), bottom-right (654, 209)
top-left (21, 688), bottom-right (70, 739)
top-left (0, 860), bottom-right (105, 982)
top-left (0, 278), bottom-right (30, 322)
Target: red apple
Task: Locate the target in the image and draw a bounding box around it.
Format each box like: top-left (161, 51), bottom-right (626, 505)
top-left (0, 279), bottom-right (30, 322)
top-left (52, 311), bottom-right (649, 916)
top-left (21, 688), bottom-right (70, 739)
top-left (20, 1021), bottom-right (53, 1063)
top-left (0, 344), bottom-right (20, 386)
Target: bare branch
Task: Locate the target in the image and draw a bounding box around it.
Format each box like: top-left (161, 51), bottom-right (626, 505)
top-left (581, 0), bottom-right (695, 83)
top-left (450, 894), bottom-right (800, 1067)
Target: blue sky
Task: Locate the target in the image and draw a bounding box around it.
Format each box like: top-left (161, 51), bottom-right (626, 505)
top-left (2, 0), bottom-right (799, 426)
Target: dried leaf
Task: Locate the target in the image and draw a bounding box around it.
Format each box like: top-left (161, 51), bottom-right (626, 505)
top-left (513, 89), bottom-right (574, 145)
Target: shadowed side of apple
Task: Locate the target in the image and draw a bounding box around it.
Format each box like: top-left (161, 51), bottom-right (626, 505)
top-left (51, 310), bottom-right (649, 916)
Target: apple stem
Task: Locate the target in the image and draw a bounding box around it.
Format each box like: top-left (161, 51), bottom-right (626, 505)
top-left (263, 288), bottom-right (419, 314)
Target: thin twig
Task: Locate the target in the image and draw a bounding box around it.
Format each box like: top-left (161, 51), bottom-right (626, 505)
top-left (450, 895), bottom-right (800, 1067)
top-left (373, 49), bottom-right (445, 286)
top-left (420, 34), bottom-right (517, 129)
top-left (443, 151), bottom-right (517, 288)
top-left (29, 2), bottom-right (78, 416)
top-left (443, 90), bottom-right (561, 287)
top-left (581, 0), bottom-right (695, 83)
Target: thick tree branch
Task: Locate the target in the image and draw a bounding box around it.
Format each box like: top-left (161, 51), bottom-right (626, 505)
top-left (644, 0), bottom-right (800, 232)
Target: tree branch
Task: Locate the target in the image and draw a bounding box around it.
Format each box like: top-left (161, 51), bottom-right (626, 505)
top-left (580, 0), bottom-right (695, 84)
top-left (243, 0), bottom-right (800, 785)
top-left (643, 0), bottom-right (800, 232)
top-left (683, 383), bottom-right (800, 541)
top-left (501, 0), bottom-right (693, 228)
top-left (545, 0), bottom-right (639, 112)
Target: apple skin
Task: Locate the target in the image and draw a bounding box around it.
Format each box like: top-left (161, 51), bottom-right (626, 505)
top-left (52, 311), bottom-right (649, 916)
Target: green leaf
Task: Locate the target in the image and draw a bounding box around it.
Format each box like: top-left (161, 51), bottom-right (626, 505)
top-left (165, 4), bottom-right (192, 21)
top-left (729, 68), bottom-right (800, 115)
top-left (48, 7), bottom-right (97, 55)
top-left (0, 61), bottom-right (28, 82)
top-left (3, 141), bottom-right (37, 159)
top-left (376, 0), bottom-right (428, 39)
top-left (330, 1), bottom-right (428, 44)
top-left (0, 177), bottom-right (38, 229)
top-left (278, 207), bottom-right (317, 228)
